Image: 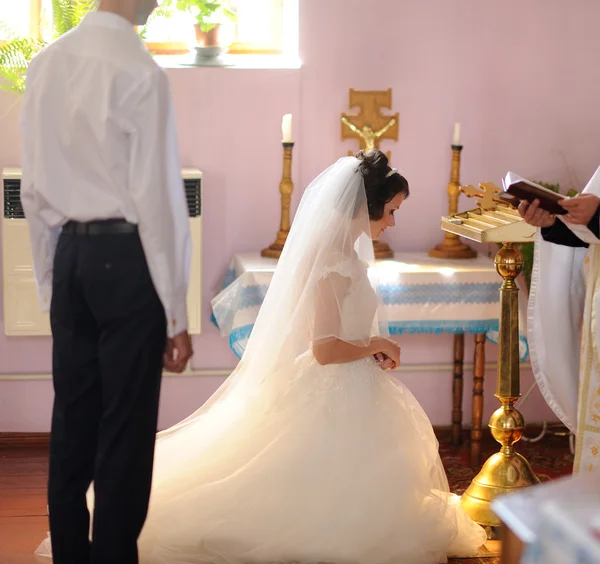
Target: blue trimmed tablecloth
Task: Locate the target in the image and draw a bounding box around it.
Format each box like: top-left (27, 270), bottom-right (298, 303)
top-left (211, 252), bottom-right (529, 361)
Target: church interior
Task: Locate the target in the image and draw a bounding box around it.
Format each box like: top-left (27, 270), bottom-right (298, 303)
top-left (1, 0), bottom-right (599, 562)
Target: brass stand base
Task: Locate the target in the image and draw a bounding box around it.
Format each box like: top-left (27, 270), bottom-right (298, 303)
top-left (428, 237), bottom-right (477, 259)
top-left (373, 239), bottom-right (394, 259)
top-left (461, 451), bottom-right (540, 527)
top-left (261, 236), bottom-right (285, 259)
top-left (461, 397), bottom-right (540, 527)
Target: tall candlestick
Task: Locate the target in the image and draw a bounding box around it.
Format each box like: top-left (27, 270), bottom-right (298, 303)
top-left (262, 141), bottom-right (295, 259)
top-left (452, 122), bottom-right (461, 146)
top-left (282, 114), bottom-right (293, 143)
top-left (428, 143), bottom-right (477, 259)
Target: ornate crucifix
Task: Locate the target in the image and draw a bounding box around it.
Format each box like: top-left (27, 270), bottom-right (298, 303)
top-left (341, 88), bottom-right (399, 258)
top-left (341, 88), bottom-right (399, 158)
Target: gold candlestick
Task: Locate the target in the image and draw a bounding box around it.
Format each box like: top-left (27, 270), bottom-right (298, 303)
top-left (262, 142), bottom-right (294, 259)
top-left (429, 145), bottom-right (477, 259)
top-left (373, 240), bottom-right (394, 259)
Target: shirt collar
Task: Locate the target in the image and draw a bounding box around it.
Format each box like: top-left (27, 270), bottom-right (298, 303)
top-left (80, 10), bottom-right (135, 34)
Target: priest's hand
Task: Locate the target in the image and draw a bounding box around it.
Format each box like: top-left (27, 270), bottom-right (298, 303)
top-left (517, 199), bottom-right (556, 228)
top-left (559, 194), bottom-right (600, 225)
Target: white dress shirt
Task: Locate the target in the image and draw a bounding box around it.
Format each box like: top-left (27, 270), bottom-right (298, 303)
top-left (20, 10), bottom-right (191, 338)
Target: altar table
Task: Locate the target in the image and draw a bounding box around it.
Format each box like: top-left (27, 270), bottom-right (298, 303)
top-left (211, 252), bottom-right (529, 467)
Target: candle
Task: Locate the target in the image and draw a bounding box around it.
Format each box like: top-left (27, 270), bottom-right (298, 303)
top-left (282, 114), bottom-right (293, 143)
top-left (452, 122), bottom-right (461, 146)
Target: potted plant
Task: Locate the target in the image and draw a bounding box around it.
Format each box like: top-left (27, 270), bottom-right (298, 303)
top-left (168, 0), bottom-right (236, 62)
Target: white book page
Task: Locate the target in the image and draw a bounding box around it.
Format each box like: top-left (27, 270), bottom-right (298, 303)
top-left (503, 171), bottom-right (566, 199)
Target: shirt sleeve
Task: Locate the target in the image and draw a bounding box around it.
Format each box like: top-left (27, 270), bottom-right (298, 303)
top-left (122, 68), bottom-right (191, 338)
top-left (19, 66), bottom-right (60, 312)
top-left (540, 207), bottom-right (600, 248)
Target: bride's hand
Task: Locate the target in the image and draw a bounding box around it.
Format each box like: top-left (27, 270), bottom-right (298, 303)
top-left (373, 338), bottom-right (401, 369)
top-left (374, 353), bottom-right (395, 370)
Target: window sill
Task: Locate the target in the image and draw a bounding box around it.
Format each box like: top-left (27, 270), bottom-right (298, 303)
top-left (154, 53), bottom-right (302, 70)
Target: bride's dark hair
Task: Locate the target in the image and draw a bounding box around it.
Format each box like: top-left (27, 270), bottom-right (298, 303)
top-left (356, 150), bottom-right (409, 220)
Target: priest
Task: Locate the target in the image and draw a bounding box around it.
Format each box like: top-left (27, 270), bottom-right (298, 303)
top-left (518, 167), bottom-right (600, 473)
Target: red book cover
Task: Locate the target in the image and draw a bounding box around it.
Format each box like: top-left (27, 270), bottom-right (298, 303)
top-left (502, 172), bottom-right (567, 215)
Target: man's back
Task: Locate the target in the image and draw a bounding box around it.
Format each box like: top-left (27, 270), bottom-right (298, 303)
top-left (21, 9), bottom-right (191, 338)
top-left (23, 11), bottom-right (163, 226)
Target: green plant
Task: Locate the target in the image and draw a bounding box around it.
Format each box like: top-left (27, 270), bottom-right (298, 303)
top-left (169, 0), bottom-right (236, 32)
top-left (0, 29), bottom-right (44, 93)
top-left (0, 0), bottom-right (165, 93)
top-left (51, 0), bottom-right (96, 37)
top-left (0, 0), bottom-right (94, 93)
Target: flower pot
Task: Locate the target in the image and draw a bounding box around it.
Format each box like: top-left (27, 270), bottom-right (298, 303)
top-left (190, 23), bottom-right (230, 66)
top-left (194, 24), bottom-right (223, 47)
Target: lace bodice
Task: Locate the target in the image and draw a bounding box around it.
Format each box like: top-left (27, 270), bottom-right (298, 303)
top-left (320, 256), bottom-right (379, 343)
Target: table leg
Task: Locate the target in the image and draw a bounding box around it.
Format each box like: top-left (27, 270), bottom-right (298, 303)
top-left (451, 333), bottom-right (464, 446)
top-left (471, 333), bottom-right (486, 468)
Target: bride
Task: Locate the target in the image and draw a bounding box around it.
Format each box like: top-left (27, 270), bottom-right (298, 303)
top-left (38, 150), bottom-right (486, 563)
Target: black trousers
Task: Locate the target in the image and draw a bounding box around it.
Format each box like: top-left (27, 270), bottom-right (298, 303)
top-left (48, 226), bottom-right (167, 564)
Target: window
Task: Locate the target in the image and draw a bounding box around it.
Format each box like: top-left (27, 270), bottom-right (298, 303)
top-left (2, 0), bottom-right (299, 59)
top-left (229, 0), bottom-right (285, 54)
top-left (0, 0), bottom-right (40, 40)
top-left (143, 0), bottom-right (298, 57)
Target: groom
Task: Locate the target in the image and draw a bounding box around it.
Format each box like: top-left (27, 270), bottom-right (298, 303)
top-left (20, 0), bottom-right (193, 562)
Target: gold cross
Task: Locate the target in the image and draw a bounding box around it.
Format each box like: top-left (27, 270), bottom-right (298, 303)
top-left (461, 182), bottom-right (501, 210)
top-left (341, 89), bottom-right (399, 157)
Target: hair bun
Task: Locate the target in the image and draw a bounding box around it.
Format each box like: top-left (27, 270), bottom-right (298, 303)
top-left (356, 149), bottom-right (390, 181)
top-left (355, 149), bottom-right (409, 221)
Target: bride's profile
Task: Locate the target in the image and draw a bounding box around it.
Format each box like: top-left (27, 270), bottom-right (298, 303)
top-left (38, 150), bottom-right (486, 563)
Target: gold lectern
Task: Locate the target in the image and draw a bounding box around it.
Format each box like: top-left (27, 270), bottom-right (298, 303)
top-left (441, 182), bottom-right (540, 532)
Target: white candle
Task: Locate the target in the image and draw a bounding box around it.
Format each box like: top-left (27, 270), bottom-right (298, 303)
top-left (281, 114), bottom-right (293, 143)
top-left (452, 122), bottom-right (461, 146)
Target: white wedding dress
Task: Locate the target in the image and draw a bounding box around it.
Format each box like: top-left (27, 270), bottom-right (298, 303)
top-left (37, 157), bottom-right (486, 563)
top-left (139, 261), bottom-right (485, 564)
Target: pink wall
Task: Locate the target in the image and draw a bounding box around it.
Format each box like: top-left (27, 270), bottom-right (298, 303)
top-left (2, 0), bottom-right (598, 432)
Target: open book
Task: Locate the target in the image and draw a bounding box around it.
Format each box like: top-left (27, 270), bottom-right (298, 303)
top-left (501, 172), bottom-right (567, 215)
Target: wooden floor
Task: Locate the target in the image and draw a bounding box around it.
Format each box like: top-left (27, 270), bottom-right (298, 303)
top-left (0, 446), bottom-right (48, 563)
top-left (0, 444), bottom-right (498, 563)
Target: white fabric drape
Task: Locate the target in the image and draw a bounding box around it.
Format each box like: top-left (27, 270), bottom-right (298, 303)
top-left (528, 166), bottom-right (600, 436)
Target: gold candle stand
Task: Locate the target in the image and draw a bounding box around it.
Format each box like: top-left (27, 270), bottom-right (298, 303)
top-left (262, 142), bottom-right (294, 259)
top-left (440, 195), bottom-right (539, 534)
top-left (429, 145), bottom-right (477, 259)
top-left (373, 239), bottom-right (394, 259)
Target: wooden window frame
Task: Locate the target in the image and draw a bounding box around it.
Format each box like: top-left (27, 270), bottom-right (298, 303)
top-left (30, 0), bottom-right (42, 39)
top-left (146, 42), bottom-right (284, 56)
